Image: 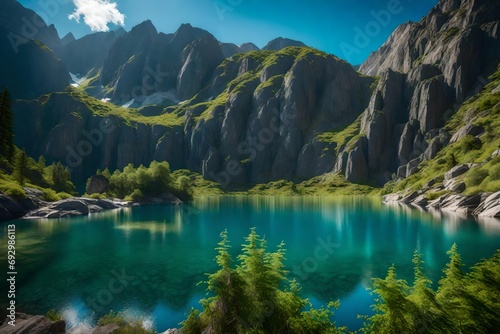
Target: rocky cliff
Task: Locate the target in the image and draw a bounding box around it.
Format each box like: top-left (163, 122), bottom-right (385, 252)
top-left (2, 0), bottom-right (500, 193)
top-left (351, 0), bottom-right (500, 184)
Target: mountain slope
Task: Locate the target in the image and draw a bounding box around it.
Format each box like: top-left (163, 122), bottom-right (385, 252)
top-left (3, 0), bottom-right (500, 196)
top-left (0, 0), bottom-right (68, 98)
top-left (344, 0), bottom-right (500, 185)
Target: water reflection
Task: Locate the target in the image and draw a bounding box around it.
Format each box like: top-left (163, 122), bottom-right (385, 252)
top-left (0, 196), bottom-right (499, 332)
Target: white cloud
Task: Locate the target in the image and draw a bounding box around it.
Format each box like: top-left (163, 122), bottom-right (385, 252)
top-left (69, 0), bottom-right (125, 32)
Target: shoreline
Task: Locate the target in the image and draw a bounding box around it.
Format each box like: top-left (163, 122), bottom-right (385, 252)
top-left (1, 187), bottom-right (499, 223)
top-left (0, 188), bottom-right (183, 222)
top-left (383, 190), bottom-right (500, 219)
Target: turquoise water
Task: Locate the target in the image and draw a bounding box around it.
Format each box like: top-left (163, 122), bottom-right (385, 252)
top-left (1, 196), bottom-right (500, 331)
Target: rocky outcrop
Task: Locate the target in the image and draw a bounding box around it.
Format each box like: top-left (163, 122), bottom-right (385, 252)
top-left (384, 190), bottom-right (500, 218)
top-left (24, 198), bottom-right (129, 219)
top-left (0, 313), bottom-right (65, 334)
top-left (473, 192), bottom-right (500, 217)
top-left (352, 0), bottom-right (500, 184)
top-left (0, 313), bottom-right (155, 334)
top-left (87, 175), bottom-right (109, 194)
top-left (0, 188), bottom-right (47, 222)
top-left (177, 35), bottom-right (225, 100)
top-left (182, 48), bottom-right (374, 185)
top-left (13, 93), bottom-right (185, 184)
top-left (61, 29), bottom-right (125, 75)
top-left (360, 0), bottom-right (500, 101)
top-left (99, 22), bottom-right (215, 104)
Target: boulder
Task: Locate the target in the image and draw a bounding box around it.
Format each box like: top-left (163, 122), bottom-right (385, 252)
top-left (423, 137), bottom-right (444, 160)
top-left (87, 175), bottom-right (109, 194)
top-left (439, 194), bottom-right (482, 214)
top-left (473, 191), bottom-right (500, 217)
top-left (401, 191), bottom-right (419, 203)
top-left (444, 164), bottom-right (470, 181)
top-left (0, 313), bottom-right (65, 334)
top-left (449, 181), bottom-right (466, 193)
top-left (450, 124), bottom-right (485, 143)
top-left (24, 198), bottom-right (129, 219)
top-left (411, 194), bottom-right (429, 207)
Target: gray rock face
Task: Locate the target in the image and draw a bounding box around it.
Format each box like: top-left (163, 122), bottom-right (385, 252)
top-left (359, 0), bottom-right (500, 103)
top-left (182, 48), bottom-right (374, 185)
top-left (473, 191), bottom-right (500, 217)
top-left (0, 188), bottom-right (47, 222)
top-left (61, 30), bottom-right (123, 75)
top-left (177, 35), bottom-right (225, 100)
top-left (345, 138), bottom-right (369, 183)
top-left (351, 0), bottom-right (500, 182)
top-left (86, 175), bottom-right (109, 194)
top-left (13, 93), bottom-right (185, 186)
top-left (99, 22), bottom-right (214, 104)
top-left (450, 124), bottom-right (485, 143)
top-left (0, 313), bottom-right (65, 334)
top-left (445, 164), bottom-right (470, 180)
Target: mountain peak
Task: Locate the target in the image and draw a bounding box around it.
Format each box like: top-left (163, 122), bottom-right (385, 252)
top-left (61, 32), bottom-right (76, 47)
top-left (239, 42), bottom-right (260, 52)
top-left (263, 37), bottom-right (306, 51)
top-left (130, 20), bottom-right (157, 37)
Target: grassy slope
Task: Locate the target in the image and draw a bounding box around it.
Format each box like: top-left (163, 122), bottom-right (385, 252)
top-left (67, 89), bottom-right (184, 127)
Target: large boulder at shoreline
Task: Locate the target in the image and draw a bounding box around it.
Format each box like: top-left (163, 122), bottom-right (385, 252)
top-left (0, 188), bottom-right (47, 222)
top-left (473, 191), bottom-right (500, 218)
top-left (24, 198), bottom-right (129, 219)
top-left (0, 313), bottom-right (65, 334)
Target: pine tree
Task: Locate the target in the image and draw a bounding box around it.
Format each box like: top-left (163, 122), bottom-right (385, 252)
top-left (0, 89), bottom-right (15, 161)
top-left (436, 243), bottom-right (469, 332)
top-left (101, 167), bottom-right (111, 180)
top-left (237, 228), bottom-right (277, 328)
top-left (362, 265), bottom-right (412, 334)
top-left (465, 250), bottom-right (500, 333)
top-left (408, 251), bottom-right (452, 333)
top-left (182, 230), bottom-right (250, 333)
top-left (51, 162), bottom-right (76, 194)
top-left (12, 148), bottom-right (28, 185)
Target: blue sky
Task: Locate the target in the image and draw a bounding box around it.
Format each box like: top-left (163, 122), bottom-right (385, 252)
top-left (19, 0), bottom-right (437, 65)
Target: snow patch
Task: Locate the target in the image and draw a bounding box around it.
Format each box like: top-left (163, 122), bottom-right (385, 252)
top-left (69, 73), bottom-right (87, 87)
top-left (122, 99), bottom-right (135, 108)
top-left (121, 90), bottom-right (180, 108)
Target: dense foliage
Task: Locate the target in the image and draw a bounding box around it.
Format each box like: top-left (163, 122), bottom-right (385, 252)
top-left (87, 161), bottom-right (193, 201)
top-left (361, 244), bottom-right (500, 334)
top-left (1, 147), bottom-right (76, 199)
top-left (180, 235), bottom-right (500, 334)
top-left (181, 229), bottom-right (345, 334)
